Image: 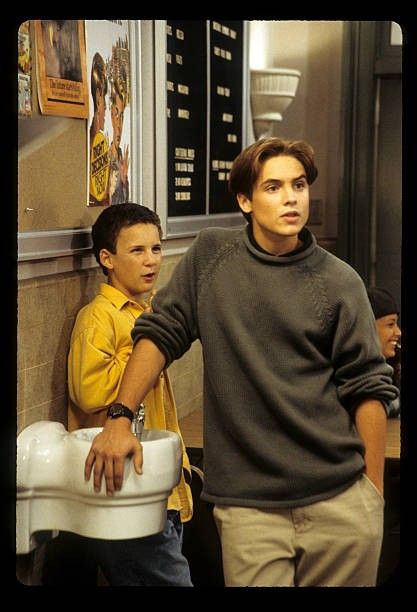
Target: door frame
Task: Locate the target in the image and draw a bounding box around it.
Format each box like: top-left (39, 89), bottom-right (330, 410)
top-left (337, 21), bottom-right (402, 284)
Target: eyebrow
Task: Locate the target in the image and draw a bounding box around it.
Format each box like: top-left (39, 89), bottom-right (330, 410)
top-left (259, 173), bottom-right (307, 187)
top-left (128, 241), bottom-right (162, 249)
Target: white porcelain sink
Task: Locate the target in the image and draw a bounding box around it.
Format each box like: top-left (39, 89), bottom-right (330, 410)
top-left (16, 421), bottom-right (182, 554)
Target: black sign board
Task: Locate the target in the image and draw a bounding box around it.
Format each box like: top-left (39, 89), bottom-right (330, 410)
top-left (166, 20), bottom-right (244, 220)
top-left (166, 21), bottom-right (207, 218)
top-left (208, 20), bottom-right (244, 215)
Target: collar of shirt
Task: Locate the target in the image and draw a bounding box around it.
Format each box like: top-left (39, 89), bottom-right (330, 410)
top-left (99, 283), bottom-right (149, 314)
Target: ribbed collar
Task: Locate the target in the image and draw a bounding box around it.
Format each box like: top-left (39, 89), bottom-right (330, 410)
top-left (243, 225), bottom-right (317, 264)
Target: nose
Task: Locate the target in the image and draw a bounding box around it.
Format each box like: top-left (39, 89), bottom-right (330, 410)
top-left (143, 249), bottom-right (159, 266)
top-left (283, 185), bottom-right (297, 204)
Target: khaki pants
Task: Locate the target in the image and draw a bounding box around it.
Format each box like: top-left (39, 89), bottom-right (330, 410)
top-left (213, 475), bottom-right (384, 587)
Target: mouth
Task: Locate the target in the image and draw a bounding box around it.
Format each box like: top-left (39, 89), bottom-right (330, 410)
top-left (142, 273), bottom-right (155, 282)
top-left (281, 211), bottom-right (300, 222)
top-left (281, 210), bottom-right (299, 217)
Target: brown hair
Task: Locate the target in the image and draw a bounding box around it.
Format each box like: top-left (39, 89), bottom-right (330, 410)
top-left (110, 77), bottom-right (127, 108)
top-left (92, 202), bottom-right (162, 277)
top-left (229, 137), bottom-right (318, 222)
top-left (90, 52), bottom-right (108, 113)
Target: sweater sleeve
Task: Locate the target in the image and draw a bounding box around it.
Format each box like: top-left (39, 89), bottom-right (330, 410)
top-left (330, 271), bottom-right (399, 415)
top-left (131, 233), bottom-right (201, 366)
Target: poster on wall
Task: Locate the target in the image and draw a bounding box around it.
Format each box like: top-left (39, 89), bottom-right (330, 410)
top-left (85, 20), bottom-right (131, 207)
top-left (18, 21), bottom-right (32, 117)
top-left (34, 20), bottom-right (89, 118)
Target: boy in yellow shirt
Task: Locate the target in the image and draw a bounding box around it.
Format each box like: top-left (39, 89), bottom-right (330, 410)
top-left (66, 202), bottom-right (192, 586)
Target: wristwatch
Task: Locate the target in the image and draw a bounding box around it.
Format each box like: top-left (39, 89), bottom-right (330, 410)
top-left (106, 402), bottom-right (135, 422)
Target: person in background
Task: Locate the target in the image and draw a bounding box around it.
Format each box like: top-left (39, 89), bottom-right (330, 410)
top-left (108, 76), bottom-right (129, 205)
top-left (89, 52), bottom-right (110, 207)
top-left (46, 203), bottom-right (193, 587)
top-left (84, 138), bottom-right (398, 587)
top-left (89, 52), bottom-right (107, 146)
top-left (367, 286), bottom-right (401, 418)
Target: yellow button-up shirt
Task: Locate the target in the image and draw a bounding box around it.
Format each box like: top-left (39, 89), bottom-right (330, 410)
top-left (68, 283), bottom-right (192, 522)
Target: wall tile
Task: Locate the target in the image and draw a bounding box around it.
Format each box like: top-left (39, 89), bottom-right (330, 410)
top-left (21, 316), bottom-right (75, 371)
top-left (63, 269), bottom-right (102, 317)
top-left (17, 368), bottom-right (25, 414)
top-left (176, 392), bottom-right (203, 420)
top-left (19, 278), bottom-right (63, 330)
top-left (19, 404), bottom-right (45, 433)
top-left (171, 364), bottom-right (204, 413)
top-left (18, 394), bottom-right (68, 435)
top-left (168, 340), bottom-right (202, 381)
top-left (23, 359), bottom-right (67, 410)
top-left (17, 330), bottom-right (26, 371)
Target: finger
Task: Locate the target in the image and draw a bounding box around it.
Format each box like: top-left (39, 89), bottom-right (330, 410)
top-left (92, 454), bottom-right (105, 494)
top-left (113, 453), bottom-right (126, 492)
top-left (84, 449), bottom-right (96, 481)
top-left (132, 443), bottom-right (143, 476)
top-left (104, 456), bottom-right (115, 497)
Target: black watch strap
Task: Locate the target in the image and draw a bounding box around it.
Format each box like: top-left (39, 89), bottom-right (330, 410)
top-left (106, 403), bottom-right (135, 421)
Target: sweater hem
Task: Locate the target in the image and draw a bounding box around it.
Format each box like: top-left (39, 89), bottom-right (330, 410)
top-left (201, 473), bottom-right (363, 509)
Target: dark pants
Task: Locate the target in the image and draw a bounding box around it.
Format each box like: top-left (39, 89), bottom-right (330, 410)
top-left (42, 531), bottom-right (98, 586)
top-left (96, 510), bottom-right (192, 586)
top-left (42, 510), bottom-right (192, 587)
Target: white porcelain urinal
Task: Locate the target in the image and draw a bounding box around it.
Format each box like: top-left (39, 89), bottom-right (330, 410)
top-left (16, 421), bottom-right (182, 554)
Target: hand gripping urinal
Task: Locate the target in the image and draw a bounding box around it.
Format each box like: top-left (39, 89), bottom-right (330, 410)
top-left (16, 421), bottom-right (182, 554)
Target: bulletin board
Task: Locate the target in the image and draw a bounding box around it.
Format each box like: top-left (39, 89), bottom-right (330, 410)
top-left (18, 20), bottom-right (143, 260)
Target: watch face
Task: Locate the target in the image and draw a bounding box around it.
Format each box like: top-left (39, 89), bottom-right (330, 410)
top-left (110, 406), bottom-right (123, 417)
top-left (107, 403), bottom-right (134, 421)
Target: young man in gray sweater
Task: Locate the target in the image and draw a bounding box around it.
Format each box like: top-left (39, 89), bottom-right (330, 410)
top-left (85, 137), bottom-right (397, 587)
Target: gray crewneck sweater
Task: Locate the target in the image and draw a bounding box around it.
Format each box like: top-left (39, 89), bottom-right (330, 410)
top-left (132, 227), bottom-right (398, 508)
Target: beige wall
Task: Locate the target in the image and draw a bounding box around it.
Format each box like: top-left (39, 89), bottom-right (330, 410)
top-left (249, 20), bottom-right (344, 239)
top-left (17, 256), bottom-right (203, 436)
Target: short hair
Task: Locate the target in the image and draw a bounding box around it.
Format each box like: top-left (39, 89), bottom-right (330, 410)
top-left (92, 202), bottom-right (163, 276)
top-left (91, 52), bottom-right (107, 113)
top-left (228, 137), bottom-right (318, 223)
top-left (110, 77), bottom-right (127, 108)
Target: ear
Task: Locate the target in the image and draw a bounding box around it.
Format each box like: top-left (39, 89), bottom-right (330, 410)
top-left (237, 193), bottom-right (253, 215)
top-left (99, 248), bottom-right (114, 272)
